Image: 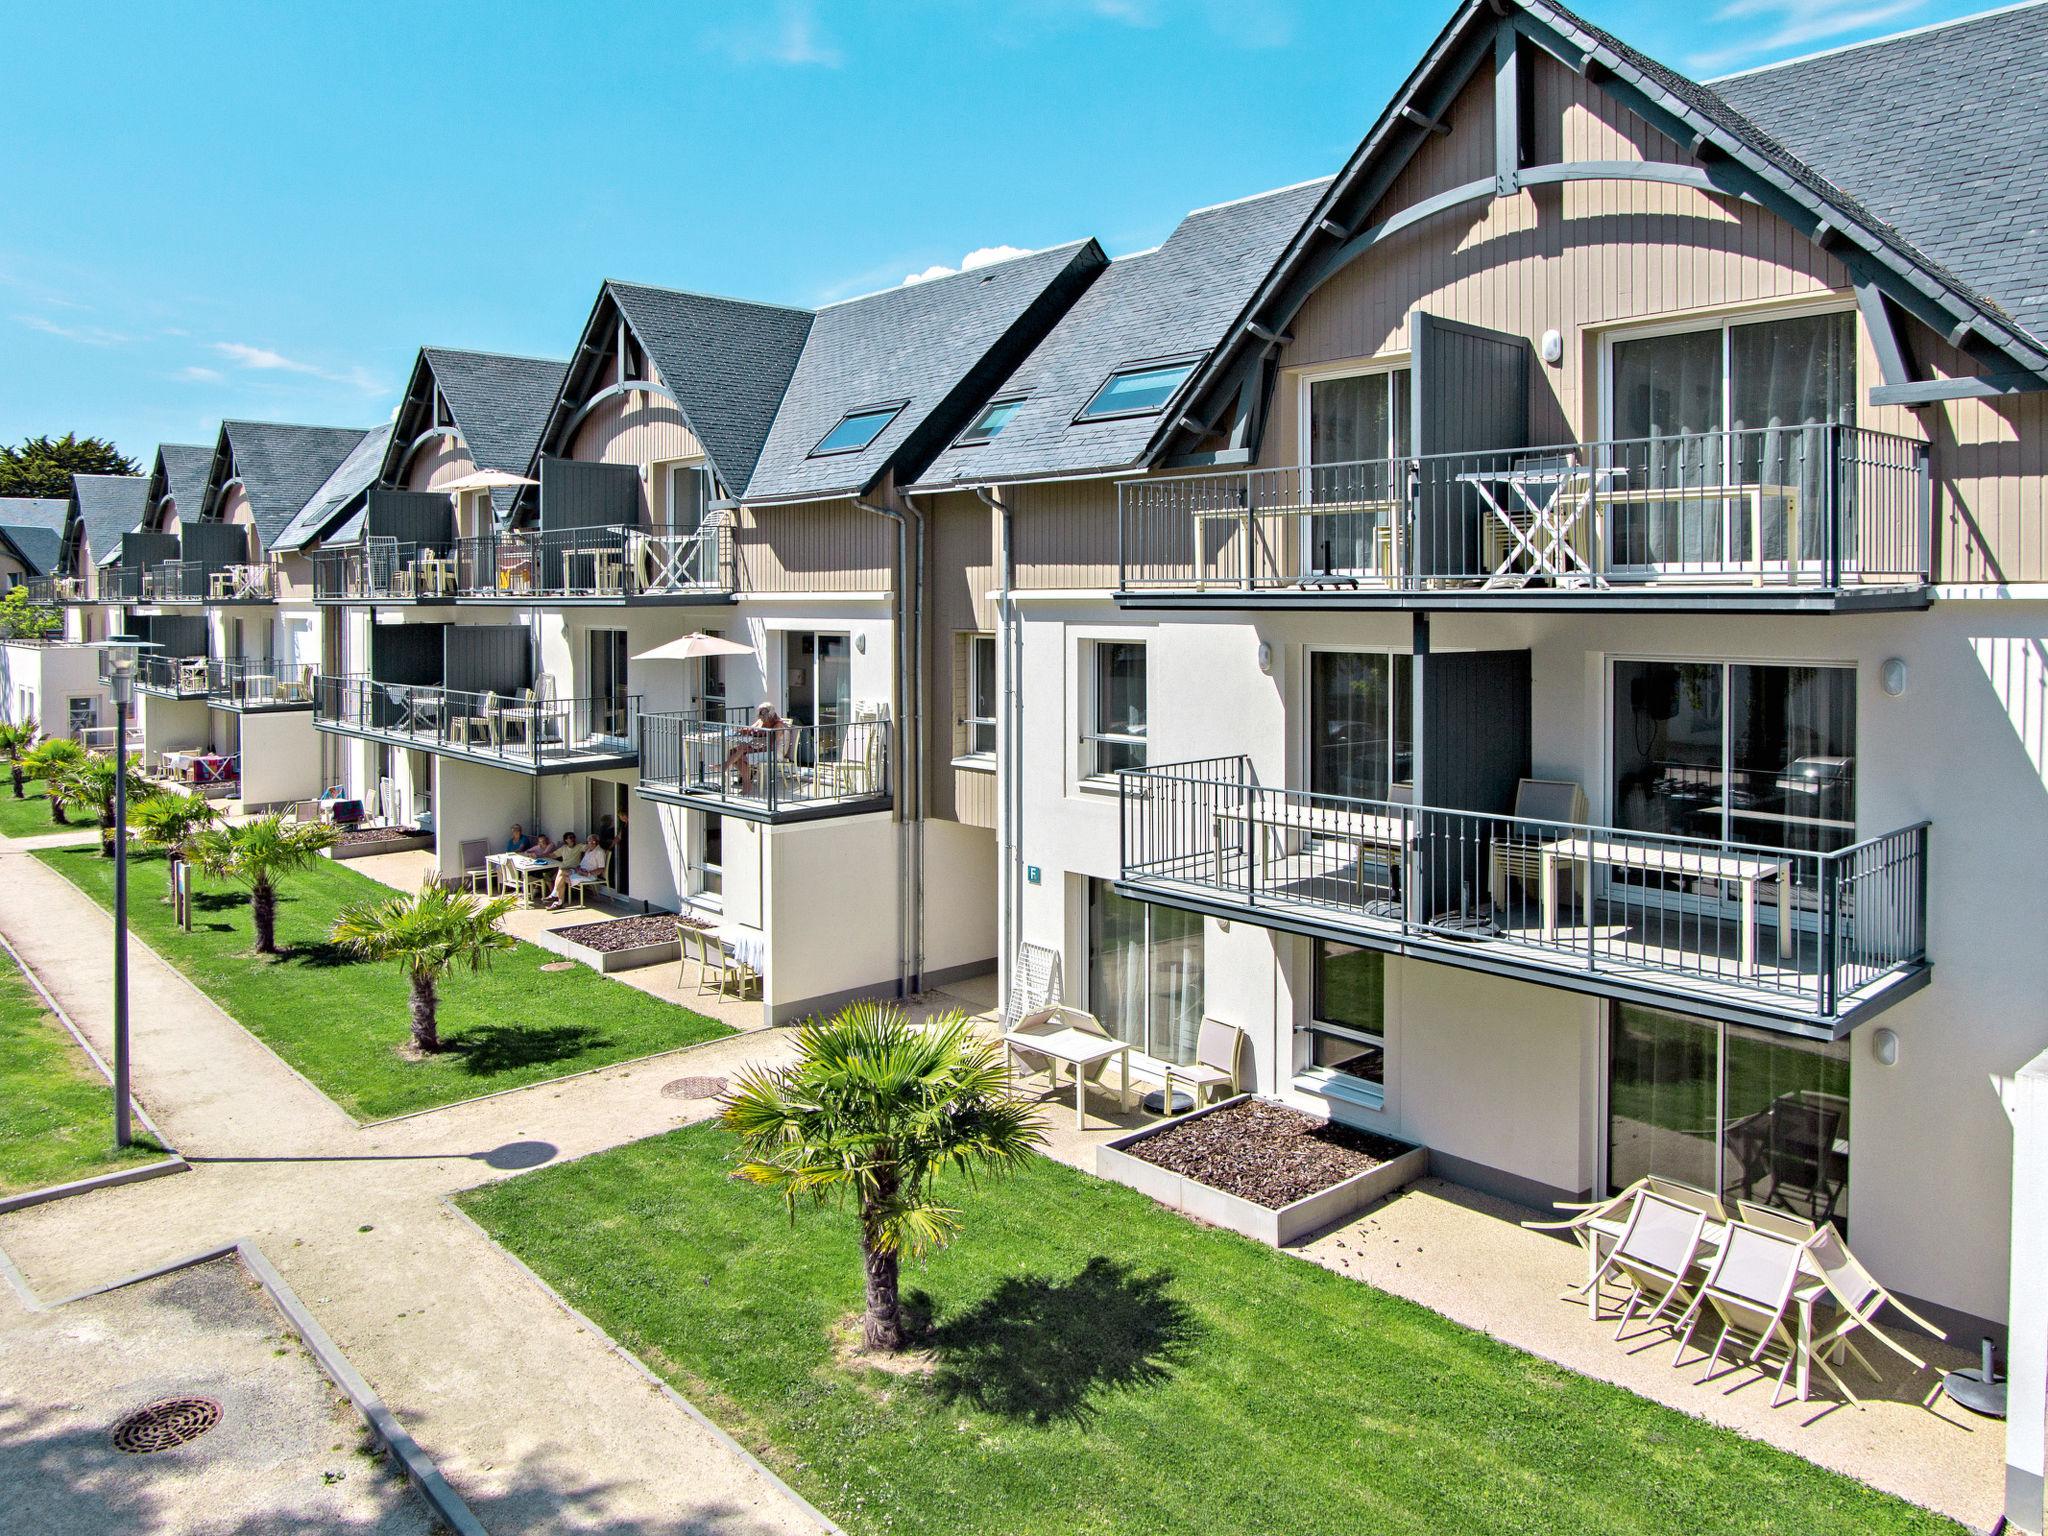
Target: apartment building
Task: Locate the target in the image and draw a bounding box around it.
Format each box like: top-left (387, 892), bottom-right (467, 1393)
top-left (0, 494), bottom-right (95, 735)
top-left (905, 0), bottom-right (2048, 1343)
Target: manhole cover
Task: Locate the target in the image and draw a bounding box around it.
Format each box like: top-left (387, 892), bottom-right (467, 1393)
top-left (539, 961), bottom-right (578, 973)
top-left (111, 1396), bottom-right (223, 1454)
top-left (661, 1075), bottom-right (729, 1100)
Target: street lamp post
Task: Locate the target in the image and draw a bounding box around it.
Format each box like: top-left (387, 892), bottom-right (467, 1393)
top-left (94, 637), bottom-right (153, 1148)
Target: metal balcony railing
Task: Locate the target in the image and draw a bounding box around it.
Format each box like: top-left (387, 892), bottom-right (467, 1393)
top-left (136, 653), bottom-right (213, 697)
top-left (148, 560), bottom-right (208, 602)
top-left (311, 538), bottom-right (457, 602)
top-left (207, 658), bottom-right (317, 709)
top-left (1118, 425), bottom-right (1931, 597)
top-left (452, 521), bottom-right (735, 600)
top-left (1118, 756), bottom-right (1927, 1022)
top-left (314, 673), bottom-right (641, 767)
top-left (638, 707), bottom-right (890, 815)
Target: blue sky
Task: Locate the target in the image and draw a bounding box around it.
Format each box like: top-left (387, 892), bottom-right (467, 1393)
top-left (0, 0), bottom-right (2001, 462)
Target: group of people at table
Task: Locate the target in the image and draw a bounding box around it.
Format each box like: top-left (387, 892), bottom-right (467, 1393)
top-left (496, 819), bottom-right (615, 909)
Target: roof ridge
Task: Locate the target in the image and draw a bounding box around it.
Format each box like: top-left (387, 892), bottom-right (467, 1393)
top-left (815, 238), bottom-right (1094, 311)
top-left (1183, 174), bottom-right (1337, 217)
top-left (223, 418), bottom-right (372, 433)
top-left (606, 279), bottom-right (815, 319)
top-left (1707, 0), bottom-right (2047, 80)
top-left (422, 344), bottom-right (568, 366)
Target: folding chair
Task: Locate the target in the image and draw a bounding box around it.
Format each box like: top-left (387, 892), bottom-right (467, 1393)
top-left (1799, 1225), bottom-right (1946, 1404)
top-left (1733, 1200), bottom-right (1817, 1242)
top-left (1524, 1180), bottom-right (1648, 1314)
top-left (1001, 941), bottom-right (1064, 1033)
top-left (1162, 1019), bottom-right (1246, 1111)
top-left (1670, 1221), bottom-right (1807, 1403)
top-left (1582, 1191), bottom-right (1709, 1340)
top-left (455, 838), bottom-right (492, 892)
top-left (565, 849), bottom-right (611, 907)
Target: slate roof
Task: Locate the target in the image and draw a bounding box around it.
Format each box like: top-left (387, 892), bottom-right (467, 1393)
top-left (0, 505), bottom-right (62, 576)
top-left (273, 424), bottom-right (395, 551)
top-left (151, 443), bottom-right (214, 520)
top-left (208, 421), bottom-right (373, 551)
top-left (602, 286), bottom-right (815, 497)
top-left (915, 181), bottom-right (1330, 487)
top-left (743, 241), bottom-right (1107, 502)
top-left (72, 474), bottom-right (150, 567)
top-left (379, 349), bottom-right (566, 526)
top-left (1714, 2), bottom-right (2048, 342)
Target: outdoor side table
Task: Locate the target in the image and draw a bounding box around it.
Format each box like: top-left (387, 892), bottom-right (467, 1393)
top-left (1003, 1025), bottom-right (1131, 1130)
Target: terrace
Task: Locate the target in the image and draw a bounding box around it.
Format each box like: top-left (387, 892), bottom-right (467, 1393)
top-left (451, 521), bottom-right (735, 604)
top-left (636, 706), bottom-right (891, 822)
top-left (1118, 425), bottom-right (1931, 613)
top-left (135, 652), bottom-right (212, 699)
top-left (314, 673), bottom-right (640, 775)
top-left (206, 657), bottom-right (316, 712)
top-left (1117, 755), bottom-right (1929, 1035)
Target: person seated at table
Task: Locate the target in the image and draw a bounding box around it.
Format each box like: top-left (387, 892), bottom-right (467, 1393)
top-left (526, 830), bottom-right (557, 858)
top-left (725, 703), bottom-right (789, 794)
top-left (544, 837), bottom-right (610, 909)
top-left (505, 822), bottom-right (533, 854)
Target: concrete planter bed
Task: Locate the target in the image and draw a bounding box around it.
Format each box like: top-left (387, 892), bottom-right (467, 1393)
top-left (327, 829), bottom-right (433, 861)
top-left (1095, 1094), bottom-right (1428, 1247)
top-left (553, 913), bottom-right (681, 974)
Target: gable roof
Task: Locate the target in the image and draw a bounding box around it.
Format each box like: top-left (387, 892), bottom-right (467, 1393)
top-left (272, 424), bottom-right (395, 552)
top-left (206, 421), bottom-right (373, 550)
top-left (70, 474), bottom-right (149, 567)
top-left (1715, 1), bottom-right (2048, 342)
top-left (1157, 0), bottom-right (2048, 462)
top-left (743, 241), bottom-right (1108, 503)
top-left (915, 181), bottom-right (1329, 488)
top-left (381, 348), bottom-right (566, 524)
top-left (0, 522), bottom-right (61, 576)
top-left (146, 443), bottom-right (214, 522)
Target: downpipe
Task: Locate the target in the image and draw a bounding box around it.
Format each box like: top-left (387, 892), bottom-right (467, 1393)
top-left (974, 484), bottom-right (1018, 1009)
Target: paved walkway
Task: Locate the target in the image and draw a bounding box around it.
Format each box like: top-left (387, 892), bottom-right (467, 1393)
top-left (0, 845), bottom-right (825, 1535)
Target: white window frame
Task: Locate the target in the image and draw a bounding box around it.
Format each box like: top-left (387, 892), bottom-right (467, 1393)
top-left (1293, 357), bottom-right (1412, 578)
top-left (1298, 643), bottom-right (1412, 803)
top-left (962, 633), bottom-right (997, 760)
top-left (688, 810), bottom-right (724, 909)
top-left (656, 457), bottom-right (714, 533)
top-left (1079, 636), bottom-right (1147, 783)
top-left (1295, 938), bottom-right (1391, 1111)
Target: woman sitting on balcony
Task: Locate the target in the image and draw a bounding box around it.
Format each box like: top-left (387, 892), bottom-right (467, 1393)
top-left (725, 703), bottom-right (790, 795)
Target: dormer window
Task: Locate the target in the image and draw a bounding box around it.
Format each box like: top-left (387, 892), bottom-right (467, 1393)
top-left (957, 396), bottom-right (1025, 445)
top-left (809, 403), bottom-right (905, 457)
top-left (1076, 359), bottom-right (1198, 422)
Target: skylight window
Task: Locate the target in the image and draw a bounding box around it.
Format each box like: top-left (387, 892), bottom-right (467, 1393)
top-left (957, 397), bottom-right (1025, 445)
top-left (1076, 360), bottom-right (1197, 421)
top-left (809, 403), bottom-right (905, 457)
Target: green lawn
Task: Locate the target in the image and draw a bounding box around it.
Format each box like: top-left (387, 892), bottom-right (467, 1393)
top-left (0, 778), bottom-right (88, 841)
top-left (35, 847), bottom-right (733, 1120)
top-left (0, 946), bottom-right (163, 1194)
top-left (459, 1125), bottom-right (1960, 1536)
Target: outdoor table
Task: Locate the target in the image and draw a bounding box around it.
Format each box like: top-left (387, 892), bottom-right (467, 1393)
top-left (1212, 800), bottom-right (1409, 904)
top-left (1459, 463), bottom-right (1623, 590)
top-left (718, 927), bottom-right (766, 975)
top-left (487, 852), bottom-right (555, 904)
top-left (1538, 835), bottom-right (1792, 975)
top-left (1002, 1024), bottom-right (1132, 1130)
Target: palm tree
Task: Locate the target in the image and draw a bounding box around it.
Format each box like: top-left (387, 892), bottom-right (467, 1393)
top-left (131, 791), bottom-right (219, 897)
top-left (192, 813), bottom-right (340, 954)
top-left (22, 737), bottom-right (84, 823)
top-left (721, 1003), bottom-right (1045, 1352)
top-left (54, 751), bottom-right (154, 855)
top-left (0, 718), bottom-right (37, 798)
top-left (328, 882), bottom-right (517, 1054)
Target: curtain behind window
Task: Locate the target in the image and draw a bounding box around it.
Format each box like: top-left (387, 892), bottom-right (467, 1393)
top-left (1611, 329), bottom-right (1723, 565)
top-left (1730, 312), bottom-right (1854, 563)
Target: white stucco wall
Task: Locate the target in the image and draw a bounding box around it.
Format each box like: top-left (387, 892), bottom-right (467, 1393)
top-left (236, 710), bottom-right (321, 810)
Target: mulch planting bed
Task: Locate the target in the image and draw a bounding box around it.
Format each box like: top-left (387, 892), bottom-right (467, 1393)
top-left (555, 913), bottom-right (681, 953)
top-left (332, 826), bottom-right (419, 847)
top-left (1127, 1097), bottom-right (1415, 1209)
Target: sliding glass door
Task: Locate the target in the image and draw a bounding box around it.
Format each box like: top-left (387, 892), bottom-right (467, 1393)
top-left (1307, 650), bottom-right (1413, 802)
top-left (1608, 1003), bottom-right (1851, 1230)
top-left (1088, 879), bottom-right (1205, 1065)
top-left (1304, 368), bottom-right (1411, 577)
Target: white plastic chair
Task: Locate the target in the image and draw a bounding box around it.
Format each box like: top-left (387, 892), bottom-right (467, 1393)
top-left (1001, 942), bottom-right (1063, 1034)
top-left (1163, 1019), bottom-right (1245, 1110)
top-left (1671, 1221), bottom-right (1807, 1403)
top-left (1799, 1225), bottom-right (1946, 1403)
top-left (1582, 1191), bottom-right (1708, 1340)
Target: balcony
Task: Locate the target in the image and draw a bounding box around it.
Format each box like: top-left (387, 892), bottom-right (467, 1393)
top-left (1117, 756), bottom-right (1929, 1035)
top-left (136, 653), bottom-right (212, 699)
top-left (637, 709), bottom-right (891, 823)
top-left (312, 539), bottom-right (458, 604)
top-left (207, 658), bottom-right (316, 712)
top-left (1118, 425), bottom-right (1930, 613)
top-left (314, 674), bottom-right (640, 775)
top-left (451, 523), bottom-right (735, 604)
top-left (149, 561), bottom-right (280, 604)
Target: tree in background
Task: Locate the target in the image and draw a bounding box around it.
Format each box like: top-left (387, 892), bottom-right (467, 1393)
top-left (0, 434), bottom-right (138, 498)
top-left (0, 719), bottom-right (38, 798)
top-left (51, 750), bottom-right (154, 856)
top-left (132, 790), bottom-right (219, 896)
top-left (21, 737), bottom-right (85, 823)
top-left (0, 585), bottom-right (61, 641)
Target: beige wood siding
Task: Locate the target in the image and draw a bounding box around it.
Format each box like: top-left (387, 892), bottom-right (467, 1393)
top-left (403, 434), bottom-right (475, 491)
top-left (953, 765), bottom-right (997, 829)
top-left (566, 390), bottom-right (706, 527)
top-left (732, 499), bottom-right (892, 593)
top-left (1252, 48), bottom-right (2043, 583)
top-left (921, 496), bottom-right (995, 822)
top-left (1011, 478), bottom-right (1120, 590)
top-left (215, 485), bottom-right (261, 561)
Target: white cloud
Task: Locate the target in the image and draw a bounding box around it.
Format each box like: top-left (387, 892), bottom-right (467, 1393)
top-left (211, 341), bottom-right (383, 394)
top-left (178, 365), bottom-right (224, 383)
top-left (901, 245), bottom-right (1033, 286)
top-left (1690, 0), bottom-right (1926, 71)
top-left (704, 1), bottom-right (841, 67)
top-left (17, 314), bottom-right (131, 346)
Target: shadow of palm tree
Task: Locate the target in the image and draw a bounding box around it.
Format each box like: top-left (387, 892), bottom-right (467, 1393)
top-left (445, 1021), bottom-right (610, 1076)
top-left (277, 938), bottom-right (364, 969)
top-left (923, 1256), bottom-right (1197, 1425)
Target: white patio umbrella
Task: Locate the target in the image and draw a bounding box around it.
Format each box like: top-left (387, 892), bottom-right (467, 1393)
top-left (633, 632), bottom-right (753, 662)
top-left (434, 468), bottom-right (539, 493)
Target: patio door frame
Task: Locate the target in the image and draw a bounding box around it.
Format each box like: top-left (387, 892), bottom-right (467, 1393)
top-left (1294, 357), bottom-right (1411, 580)
top-left (1596, 295), bottom-right (1856, 580)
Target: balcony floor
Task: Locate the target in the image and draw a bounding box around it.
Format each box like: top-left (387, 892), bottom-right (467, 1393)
top-left (314, 719), bottom-right (636, 777)
top-left (1120, 851), bottom-right (1924, 1036)
top-left (637, 767), bottom-right (891, 825)
top-left (1113, 581), bottom-right (1933, 614)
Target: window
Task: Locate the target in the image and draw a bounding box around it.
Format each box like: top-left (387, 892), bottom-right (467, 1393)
top-left (963, 634), bottom-right (996, 756)
top-left (1077, 360), bottom-right (1197, 421)
top-left (1611, 659), bottom-right (1855, 857)
top-left (1307, 651), bottom-right (1412, 802)
top-left (588, 628), bottom-right (629, 739)
top-left (1607, 310), bottom-right (1855, 568)
top-left (1083, 639), bottom-right (1146, 777)
top-left (957, 396), bottom-right (1024, 445)
top-left (701, 654), bottom-right (727, 719)
top-left (1088, 879), bottom-right (1205, 1064)
top-left (663, 461), bottom-right (713, 533)
top-left (809, 404), bottom-right (904, 457)
top-left (1608, 1003), bottom-right (1851, 1230)
top-left (693, 813), bottom-right (724, 903)
top-left (1303, 368), bottom-right (1411, 574)
top-left (1302, 942), bottom-right (1385, 1091)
